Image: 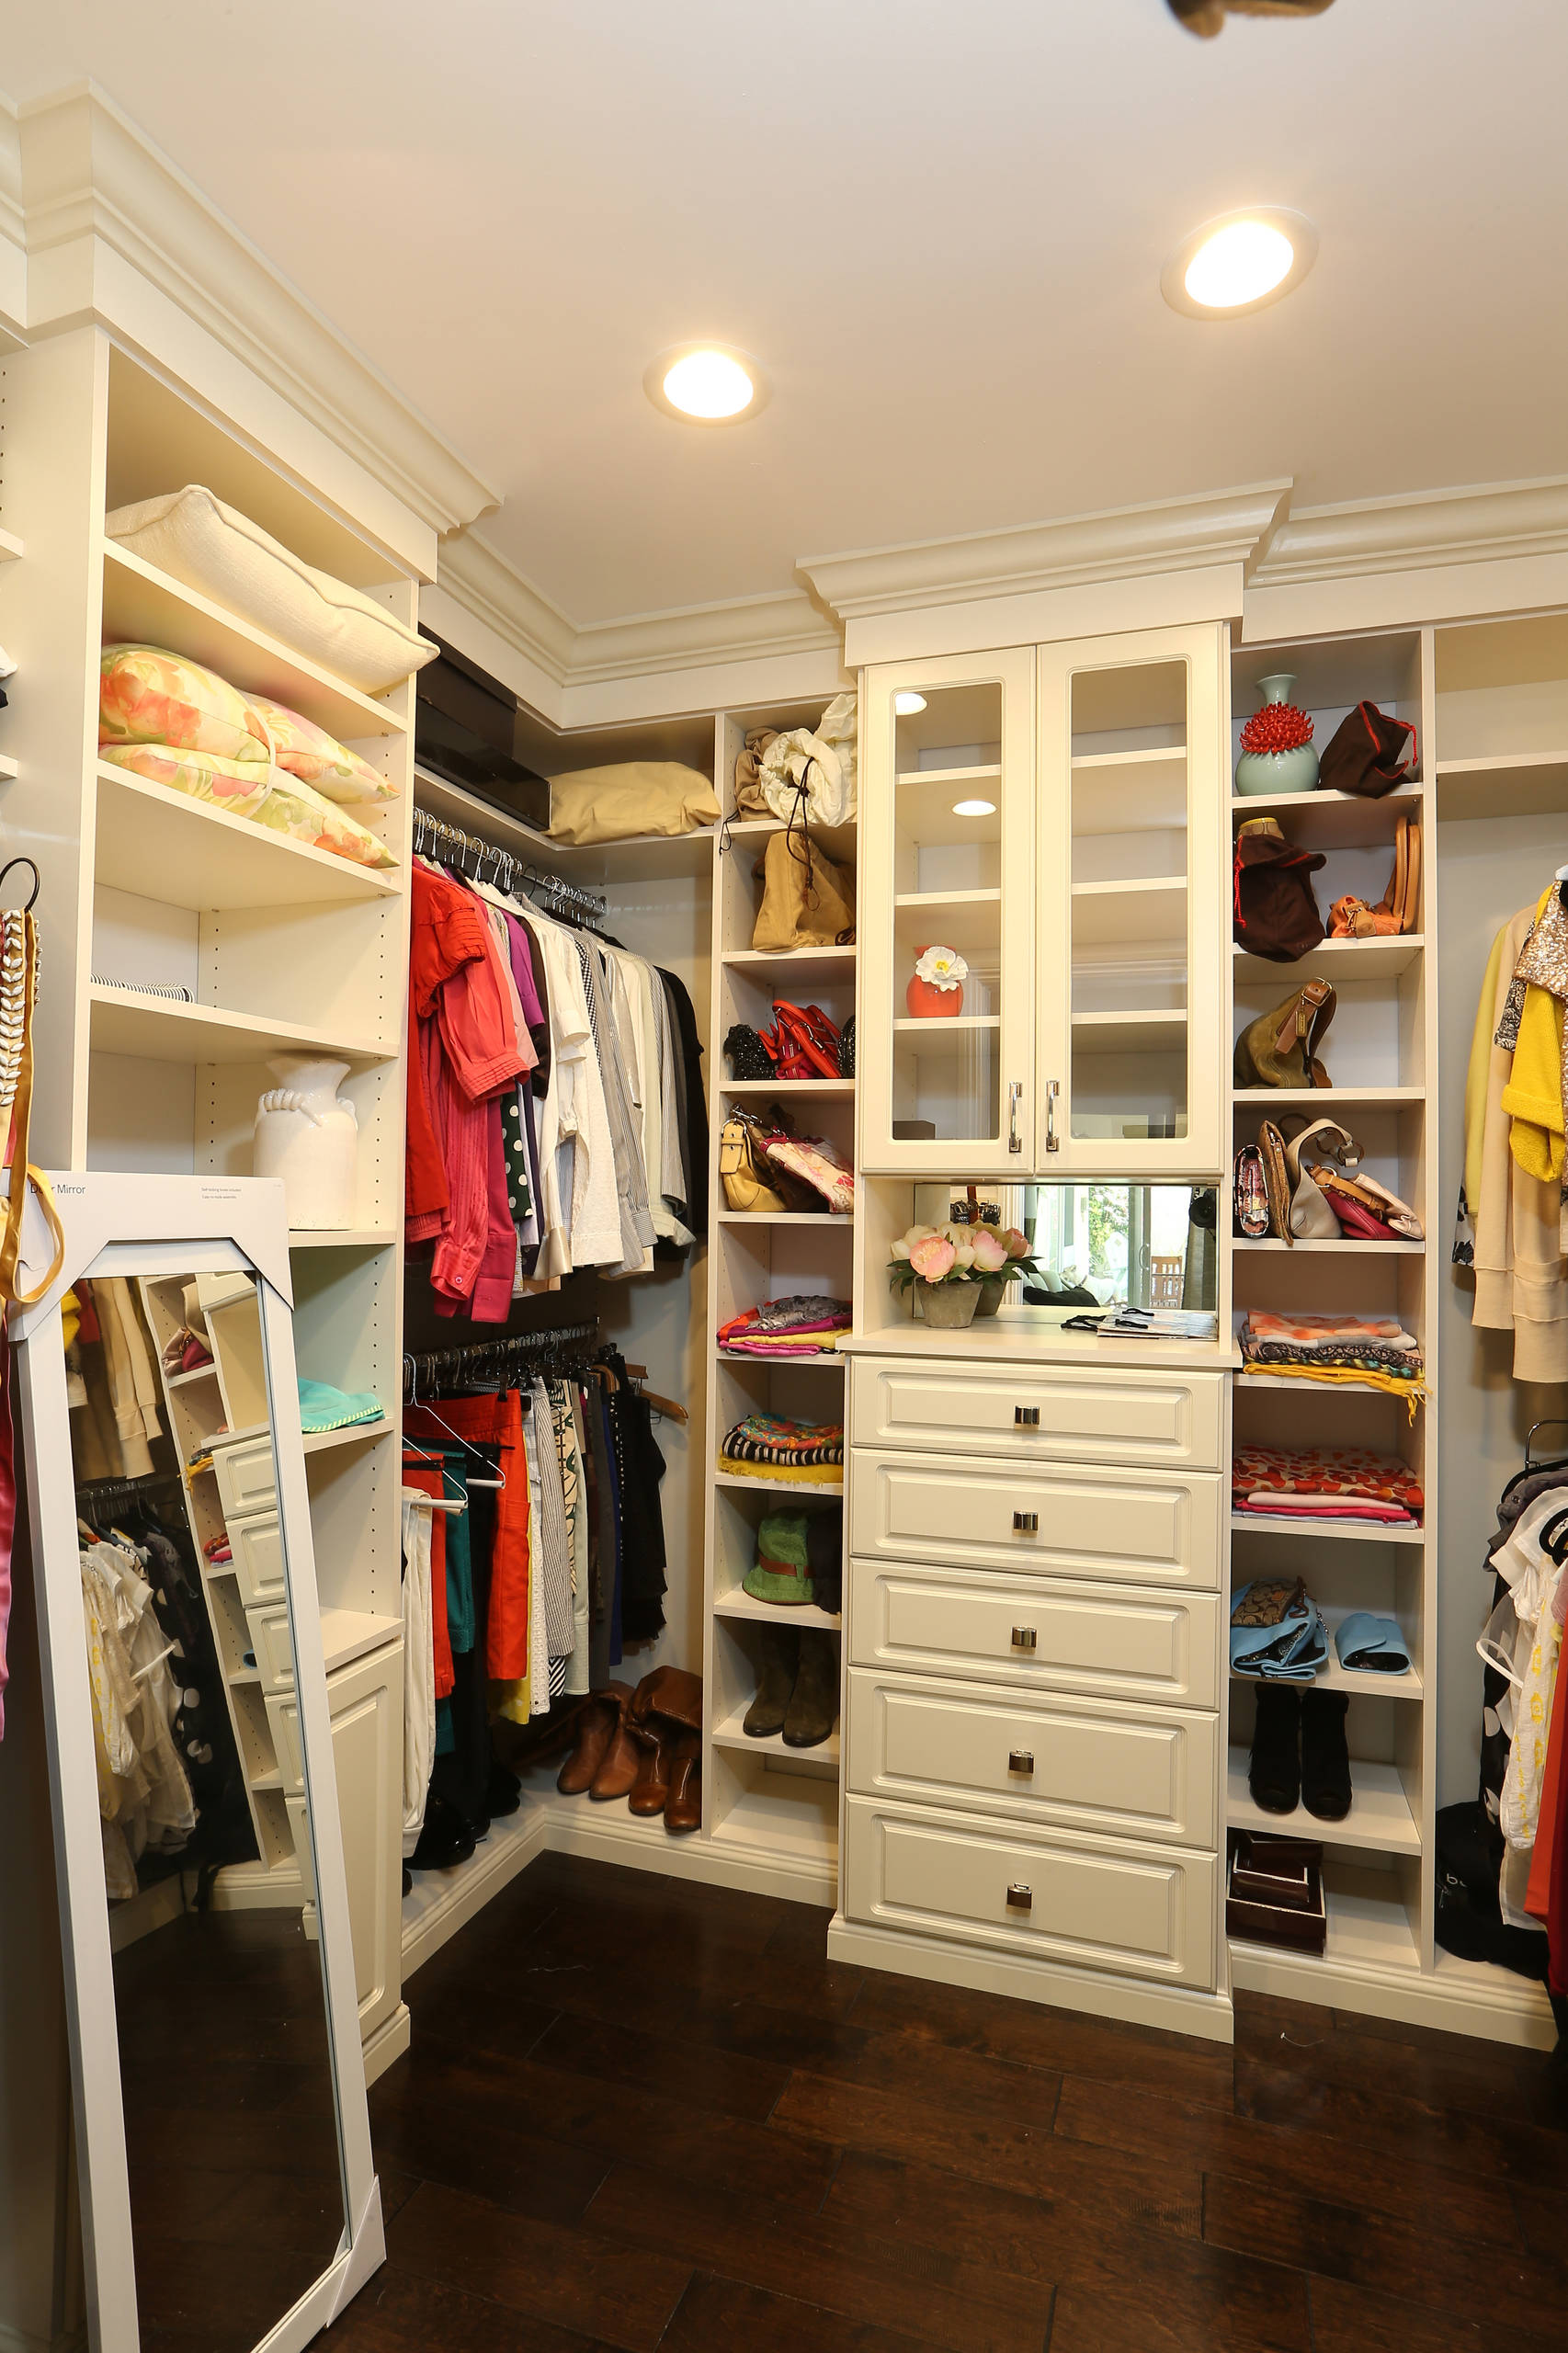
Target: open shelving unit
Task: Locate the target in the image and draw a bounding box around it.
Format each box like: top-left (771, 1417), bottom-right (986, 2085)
top-left (0, 338), bottom-right (414, 1904)
top-left (1224, 624), bottom-right (1441, 2008)
top-left (702, 710), bottom-right (857, 1899)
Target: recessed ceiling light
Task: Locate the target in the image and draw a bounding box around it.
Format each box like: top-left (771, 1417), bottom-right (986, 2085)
top-left (893, 692), bottom-right (928, 717)
top-left (643, 343), bottom-right (769, 423)
top-left (1161, 208), bottom-right (1317, 318)
top-left (952, 798), bottom-right (996, 818)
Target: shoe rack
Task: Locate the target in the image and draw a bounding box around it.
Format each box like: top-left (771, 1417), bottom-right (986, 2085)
top-left (702, 710), bottom-right (858, 1901)
top-left (1225, 629), bottom-right (1440, 1999)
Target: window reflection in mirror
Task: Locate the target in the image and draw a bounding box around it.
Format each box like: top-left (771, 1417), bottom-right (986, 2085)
top-left (918, 1182), bottom-right (1218, 1313)
top-left (68, 1265), bottom-right (346, 2349)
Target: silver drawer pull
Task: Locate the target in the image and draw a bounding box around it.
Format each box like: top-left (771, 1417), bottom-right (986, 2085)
top-left (1006, 1882), bottom-right (1033, 1911)
top-left (1014, 1405), bottom-right (1040, 1427)
top-left (1010, 1625), bottom-right (1039, 1652)
top-left (1012, 1511), bottom-right (1039, 1534)
top-left (1007, 1749), bottom-right (1035, 1776)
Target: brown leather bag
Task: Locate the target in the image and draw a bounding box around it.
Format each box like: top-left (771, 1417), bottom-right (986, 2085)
top-left (1317, 702), bottom-right (1418, 798)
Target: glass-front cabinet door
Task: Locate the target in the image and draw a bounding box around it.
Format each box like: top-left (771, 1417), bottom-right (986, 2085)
top-left (861, 648), bottom-right (1036, 1174)
top-left (1036, 624), bottom-right (1226, 1177)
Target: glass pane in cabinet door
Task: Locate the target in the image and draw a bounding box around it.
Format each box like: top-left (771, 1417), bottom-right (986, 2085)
top-left (892, 682), bottom-right (1005, 1146)
top-left (1068, 661), bottom-right (1190, 1143)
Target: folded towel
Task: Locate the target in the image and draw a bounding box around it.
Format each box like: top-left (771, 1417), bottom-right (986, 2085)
top-left (298, 1377), bottom-right (384, 1433)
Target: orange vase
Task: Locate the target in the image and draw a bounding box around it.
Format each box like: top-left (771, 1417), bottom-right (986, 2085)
top-left (905, 948), bottom-right (964, 1019)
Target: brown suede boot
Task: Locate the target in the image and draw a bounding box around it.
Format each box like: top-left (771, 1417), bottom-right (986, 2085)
top-left (783, 1629), bottom-right (838, 1749)
top-left (744, 1626), bottom-right (799, 1737)
top-left (665, 1732), bottom-right (700, 1833)
top-left (556, 1682), bottom-right (632, 1796)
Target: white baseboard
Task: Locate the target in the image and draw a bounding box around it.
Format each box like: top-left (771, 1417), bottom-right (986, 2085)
top-left (400, 1806), bottom-right (551, 1978)
top-left (826, 1911), bottom-right (1236, 2043)
top-left (360, 2002), bottom-right (411, 2087)
top-left (0, 2325), bottom-right (85, 2353)
top-left (1230, 1938), bottom-right (1560, 2050)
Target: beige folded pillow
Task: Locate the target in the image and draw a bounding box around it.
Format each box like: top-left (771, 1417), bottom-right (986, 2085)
top-left (548, 761), bottom-right (720, 847)
top-left (106, 485), bottom-right (438, 694)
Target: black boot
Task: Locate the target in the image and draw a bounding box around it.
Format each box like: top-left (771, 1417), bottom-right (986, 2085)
top-left (1301, 1688), bottom-right (1352, 1821)
top-left (783, 1630), bottom-right (839, 1749)
top-left (1248, 1684), bottom-right (1301, 1814)
top-left (744, 1626), bottom-right (799, 1737)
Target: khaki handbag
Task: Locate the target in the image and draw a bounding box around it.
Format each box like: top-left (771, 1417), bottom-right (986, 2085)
top-left (752, 818), bottom-right (855, 953)
top-left (1234, 979), bottom-right (1335, 1090)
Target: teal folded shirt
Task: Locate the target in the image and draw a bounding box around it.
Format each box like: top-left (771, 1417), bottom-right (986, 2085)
top-left (297, 1377), bottom-right (383, 1433)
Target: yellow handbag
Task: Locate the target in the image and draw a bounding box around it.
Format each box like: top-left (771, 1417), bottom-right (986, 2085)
top-left (751, 816), bottom-right (855, 953)
top-left (719, 1111), bottom-right (791, 1215)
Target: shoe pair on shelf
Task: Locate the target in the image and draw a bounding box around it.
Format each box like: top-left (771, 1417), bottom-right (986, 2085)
top-left (744, 1625), bottom-right (837, 1747)
top-left (557, 1666), bottom-right (703, 1832)
top-left (1250, 1684), bottom-right (1352, 1820)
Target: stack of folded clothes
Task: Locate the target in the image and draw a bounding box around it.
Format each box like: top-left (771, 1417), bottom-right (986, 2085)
top-left (1231, 1577), bottom-right (1328, 1680)
top-left (718, 1412), bottom-right (844, 1484)
top-left (716, 1295), bottom-right (852, 1358)
top-left (1239, 1311), bottom-right (1426, 1413)
top-left (1232, 1443), bottom-right (1424, 1528)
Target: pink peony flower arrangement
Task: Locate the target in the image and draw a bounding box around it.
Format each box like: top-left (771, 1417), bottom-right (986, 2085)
top-left (888, 1219), bottom-right (1039, 1295)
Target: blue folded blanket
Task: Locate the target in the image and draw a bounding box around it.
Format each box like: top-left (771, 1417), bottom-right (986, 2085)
top-left (298, 1377), bottom-right (383, 1434)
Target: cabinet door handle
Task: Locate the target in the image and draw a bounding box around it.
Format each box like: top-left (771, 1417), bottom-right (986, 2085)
top-left (1007, 1749), bottom-right (1035, 1776)
top-left (1012, 1510), bottom-right (1039, 1534)
top-left (1044, 1078), bottom-right (1060, 1154)
top-left (1008, 1080), bottom-right (1024, 1155)
top-left (1006, 1882), bottom-right (1033, 1912)
top-left (1010, 1625), bottom-right (1039, 1652)
top-left (1013, 1405), bottom-right (1040, 1427)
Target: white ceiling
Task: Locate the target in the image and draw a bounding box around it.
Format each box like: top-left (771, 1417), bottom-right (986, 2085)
top-left (7, 2), bottom-right (1567, 626)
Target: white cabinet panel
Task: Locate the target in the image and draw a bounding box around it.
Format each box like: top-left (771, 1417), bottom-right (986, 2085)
top-left (212, 1431), bottom-right (277, 1520)
top-left (843, 1797), bottom-right (1217, 1988)
top-left (848, 1558), bottom-right (1221, 1709)
top-left (286, 1639), bottom-right (402, 2044)
top-left (229, 1510), bottom-right (285, 1608)
top-left (851, 1358), bottom-right (1222, 1470)
top-left (846, 1671), bottom-right (1217, 1846)
top-left (850, 1449), bottom-right (1222, 1589)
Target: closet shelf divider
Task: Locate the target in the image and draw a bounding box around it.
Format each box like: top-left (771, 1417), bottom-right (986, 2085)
top-left (87, 983), bottom-right (396, 1068)
top-left (1226, 1749), bottom-right (1422, 1855)
top-left (94, 761), bottom-right (401, 912)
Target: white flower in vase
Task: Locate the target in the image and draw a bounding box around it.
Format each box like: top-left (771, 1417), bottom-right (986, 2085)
top-left (915, 945), bottom-right (968, 991)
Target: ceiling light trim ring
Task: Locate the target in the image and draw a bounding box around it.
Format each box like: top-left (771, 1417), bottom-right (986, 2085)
top-left (644, 342), bottom-right (771, 425)
top-left (1161, 208), bottom-right (1318, 319)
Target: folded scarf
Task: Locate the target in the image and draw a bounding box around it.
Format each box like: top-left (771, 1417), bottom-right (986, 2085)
top-left (1232, 1443), bottom-right (1424, 1513)
top-left (1246, 1310), bottom-right (1413, 1347)
top-left (1240, 1358), bottom-right (1428, 1419)
top-left (719, 1412), bottom-right (844, 1484)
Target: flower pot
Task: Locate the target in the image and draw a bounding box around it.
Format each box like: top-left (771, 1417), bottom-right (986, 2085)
top-left (974, 1277), bottom-right (1007, 1317)
top-left (1235, 672), bottom-right (1319, 798)
top-left (914, 1281), bottom-right (981, 1328)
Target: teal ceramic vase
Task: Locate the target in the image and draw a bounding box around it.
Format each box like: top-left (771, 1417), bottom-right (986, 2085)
top-left (1234, 673), bottom-right (1319, 797)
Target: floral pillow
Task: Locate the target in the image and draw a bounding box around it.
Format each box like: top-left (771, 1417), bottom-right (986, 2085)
top-left (249, 696), bottom-right (396, 805)
top-left (98, 742), bottom-right (274, 819)
top-left (247, 772), bottom-right (397, 870)
top-left (99, 645), bottom-right (272, 773)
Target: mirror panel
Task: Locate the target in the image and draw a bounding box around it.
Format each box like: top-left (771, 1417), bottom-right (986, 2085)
top-left (67, 1264), bottom-right (346, 2348)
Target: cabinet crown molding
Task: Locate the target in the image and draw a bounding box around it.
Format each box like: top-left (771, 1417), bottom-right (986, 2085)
top-left (797, 482), bottom-right (1295, 625)
top-left (12, 80), bottom-right (499, 541)
top-left (1247, 475), bottom-right (1568, 586)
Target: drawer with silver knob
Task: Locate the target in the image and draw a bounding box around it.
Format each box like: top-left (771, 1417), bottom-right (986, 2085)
top-left (846, 1668), bottom-right (1218, 1847)
top-left (850, 1359), bottom-right (1222, 1469)
top-left (843, 1797), bottom-right (1218, 1988)
top-left (847, 1560), bottom-right (1221, 1707)
top-left (850, 1450), bottom-right (1221, 1589)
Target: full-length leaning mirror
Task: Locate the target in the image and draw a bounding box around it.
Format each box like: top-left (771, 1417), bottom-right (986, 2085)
top-left (10, 1175), bottom-right (382, 2353)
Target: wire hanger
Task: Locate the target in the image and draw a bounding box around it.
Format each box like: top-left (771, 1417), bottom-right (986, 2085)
top-left (402, 1353), bottom-right (505, 1487)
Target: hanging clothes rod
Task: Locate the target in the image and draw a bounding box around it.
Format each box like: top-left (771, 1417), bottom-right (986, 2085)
top-left (76, 1470), bottom-right (187, 1508)
top-left (411, 806), bottom-right (608, 926)
top-left (403, 1320), bottom-right (602, 1403)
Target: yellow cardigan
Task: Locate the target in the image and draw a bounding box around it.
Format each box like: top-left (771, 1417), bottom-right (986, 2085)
top-left (1504, 889), bottom-right (1566, 1182)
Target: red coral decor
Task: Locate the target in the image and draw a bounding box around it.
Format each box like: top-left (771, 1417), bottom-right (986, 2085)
top-left (1240, 700), bottom-right (1314, 756)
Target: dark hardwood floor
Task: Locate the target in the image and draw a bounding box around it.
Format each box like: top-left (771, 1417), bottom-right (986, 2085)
top-left (322, 1852), bottom-right (1567, 2353)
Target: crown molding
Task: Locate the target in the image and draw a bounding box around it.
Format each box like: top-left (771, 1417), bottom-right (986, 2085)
top-left (0, 96), bottom-right (24, 343)
top-left (1248, 476), bottom-right (1568, 586)
top-left (13, 82), bottom-right (498, 540)
top-left (434, 524), bottom-right (843, 725)
top-left (798, 481), bottom-right (1294, 625)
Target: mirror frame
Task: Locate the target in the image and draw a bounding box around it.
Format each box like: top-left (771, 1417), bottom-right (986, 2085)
top-left (10, 1173), bottom-right (384, 2353)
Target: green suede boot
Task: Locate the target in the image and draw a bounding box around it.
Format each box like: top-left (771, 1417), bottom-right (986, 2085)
top-left (783, 1629), bottom-right (839, 1749)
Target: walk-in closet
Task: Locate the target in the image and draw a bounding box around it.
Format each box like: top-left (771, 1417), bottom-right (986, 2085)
top-left (0, 11), bottom-right (1565, 2352)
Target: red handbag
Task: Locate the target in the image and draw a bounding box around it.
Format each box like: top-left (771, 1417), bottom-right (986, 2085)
top-left (768, 1000), bottom-right (843, 1082)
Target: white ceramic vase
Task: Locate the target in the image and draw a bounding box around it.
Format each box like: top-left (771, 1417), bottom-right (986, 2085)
top-left (254, 1055), bottom-right (358, 1230)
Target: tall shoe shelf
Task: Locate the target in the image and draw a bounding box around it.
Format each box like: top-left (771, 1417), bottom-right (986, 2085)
top-left (0, 331), bottom-right (415, 1892)
top-left (702, 716), bottom-right (857, 1897)
top-left (1226, 629), bottom-right (1440, 1993)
